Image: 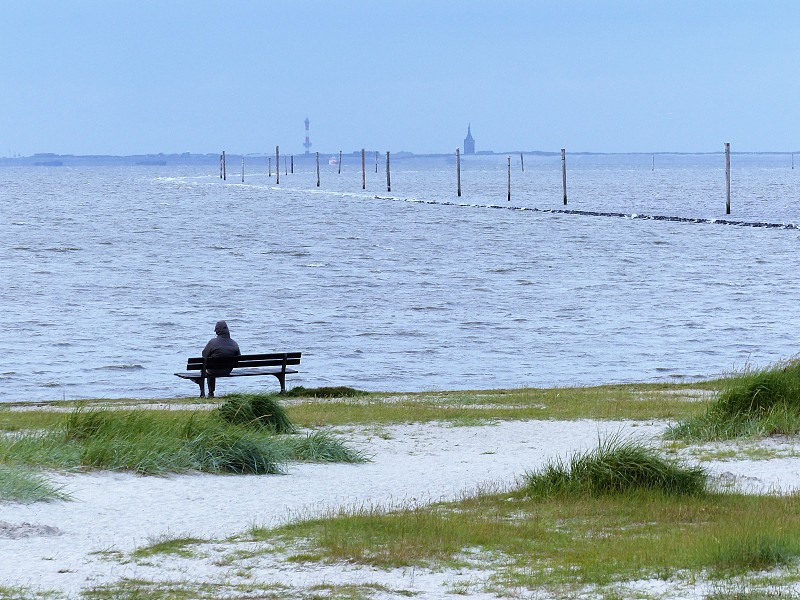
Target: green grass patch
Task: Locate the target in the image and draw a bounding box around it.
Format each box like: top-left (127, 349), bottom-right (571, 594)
top-left (668, 359), bottom-right (800, 442)
top-left (0, 409), bottom-right (64, 432)
top-left (0, 406), bottom-right (363, 475)
top-left (523, 435), bottom-right (708, 498)
top-left (216, 393), bottom-right (296, 433)
top-left (132, 535), bottom-right (206, 559)
top-left (275, 431), bottom-right (367, 463)
top-left (230, 440), bottom-right (798, 593)
top-left (0, 465), bottom-right (67, 503)
top-left (286, 383), bottom-right (712, 428)
top-left (82, 578), bottom-right (287, 599)
top-left (255, 488), bottom-right (800, 590)
top-left (284, 386), bottom-right (369, 398)
top-left (0, 585), bottom-right (60, 600)
top-left (0, 382), bottom-right (715, 434)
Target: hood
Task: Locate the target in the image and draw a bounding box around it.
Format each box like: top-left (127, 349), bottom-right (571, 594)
top-left (214, 320), bottom-right (230, 336)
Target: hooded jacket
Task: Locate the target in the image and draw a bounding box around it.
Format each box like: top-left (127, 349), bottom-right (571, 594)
top-left (202, 321), bottom-right (241, 374)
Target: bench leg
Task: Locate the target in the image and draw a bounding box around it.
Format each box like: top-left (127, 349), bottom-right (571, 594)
top-left (188, 377), bottom-right (206, 398)
top-left (274, 373), bottom-right (286, 393)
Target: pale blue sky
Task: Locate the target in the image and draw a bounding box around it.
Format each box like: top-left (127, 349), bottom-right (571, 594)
top-left (2, 1), bottom-right (799, 156)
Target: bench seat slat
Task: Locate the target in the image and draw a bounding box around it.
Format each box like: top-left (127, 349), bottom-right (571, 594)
top-left (184, 359), bottom-right (301, 370)
top-left (186, 352), bottom-right (300, 363)
top-left (185, 353), bottom-right (301, 371)
top-left (175, 367), bottom-right (299, 379)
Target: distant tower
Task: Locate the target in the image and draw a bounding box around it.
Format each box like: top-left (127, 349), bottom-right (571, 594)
top-left (464, 124), bottom-right (475, 155)
top-left (303, 118), bottom-right (312, 155)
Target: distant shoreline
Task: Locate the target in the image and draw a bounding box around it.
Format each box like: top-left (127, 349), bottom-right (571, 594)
top-left (3, 149), bottom-right (799, 167)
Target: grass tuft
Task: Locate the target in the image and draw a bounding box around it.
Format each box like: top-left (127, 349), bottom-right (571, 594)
top-left (275, 431), bottom-right (368, 463)
top-left (668, 359), bottom-right (800, 441)
top-left (67, 409), bottom-right (287, 475)
top-left (216, 393), bottom-right (296, 433)
top-left (716, 359), bottom-right (800, 417)
top-left (709, 531), bottom-right (800, 573)
top-left (0, 465), bottom-right (67, 503)
top-left (524, 435), bottom-right (708, 497)
top-left (132, 535), bottom-right (206, 559)
top-left (283, 386), bottom-right (368, 398)
top-left (183, 424), bottom-right (286, 474)
top-left (0, 407), bottom-right (364, 476)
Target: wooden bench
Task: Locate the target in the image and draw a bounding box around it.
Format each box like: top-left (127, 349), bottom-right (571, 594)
top-left (175, 352), bottom-right (301, 397)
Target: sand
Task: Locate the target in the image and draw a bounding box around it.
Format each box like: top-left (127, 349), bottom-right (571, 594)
top-left (1, 419), bottom-right (798, 598)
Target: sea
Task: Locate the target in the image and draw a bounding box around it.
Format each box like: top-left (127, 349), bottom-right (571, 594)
top-left (2, 152), bottom-right (800, 402)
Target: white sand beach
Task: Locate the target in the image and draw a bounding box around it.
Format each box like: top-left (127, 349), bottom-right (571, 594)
top-left (1, 419), bottom-right (799, 598)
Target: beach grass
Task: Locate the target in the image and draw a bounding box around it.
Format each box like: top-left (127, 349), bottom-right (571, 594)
top-left (668, 359), bottom-right (800, 441)
top-left (0, 382), bottom-right (713, 434)
top-left (0, 585), bottom-right (62, 599)
top-left (132, 535), bottom-right (207, 559)
top-left (0, 406), bottom-right (365, 476)
top-left (284, 382), bottom-right (712, 428)
top-left (0, 465), bottom-right (67, 503)
top-left (207, 439), bottom-right (800, 594)
top-left (523, 434), bottom-right (708, 497)
top-left (216, 393), bottom-right (296, 433)
top-left (249, 490), bottom-right (800, 588)
top-left (283, 385), bottom-right (369, 398)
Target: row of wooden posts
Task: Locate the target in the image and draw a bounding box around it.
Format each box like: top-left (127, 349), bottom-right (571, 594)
top-left (219, 143), bottom-right (735, 215)
top-left (220, 147), bottom-right (394, 191)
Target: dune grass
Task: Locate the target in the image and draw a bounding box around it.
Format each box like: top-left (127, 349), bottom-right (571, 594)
top-left (241, 440), bottom-right (800, 593)
top-left (523, 434), bottom-right (708, 498)
top-left (283, 385), bottom-right (368, 398)
top-left (258, 492), bottom-right (800, 583)
top-left (216, 393), bottom-right (296, 433)
top-left (132, 535), bottom-right (207, 559)
top-left (0, 403), bottom-right (365, 476)
top-left (668, 359), bottom-right (800, 441)
top-left (0, 465), bottom-right (66, 503)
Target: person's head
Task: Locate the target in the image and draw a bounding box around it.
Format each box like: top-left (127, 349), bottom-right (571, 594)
top-left (215, 320), bottom-right (230, 336)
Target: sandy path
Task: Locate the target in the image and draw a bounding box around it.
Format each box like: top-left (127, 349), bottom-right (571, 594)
top-left (0, 419), bottom-right (797, 597)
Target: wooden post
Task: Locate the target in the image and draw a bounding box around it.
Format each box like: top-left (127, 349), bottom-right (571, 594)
top-left (361, 148), bottom-right (366, 190)
top-left (339, 150), bottom-right (342, 175)
top-left (268, 157), bottom-right (272, 177)
top-left (725, 142), bottom-right (731, 215)
top-left (291, 155), bottom-right (294, 174)
top-left (507, 156), bottom-right (511, 202)
top-left (520, 152), bottom-right (524, 172)
top-left (222, 151), bottom-right (226, 181)
top-left (561, 148), bottom-right (567, 205)
top-left (316, 152), bottom-right (320, 187)
top-left (284, 157), bottom-right (287, 176)
top-left (386, 151), bottom-right (391, 192)
top-left (456, 148), bottom-right (461, 197)
top-left (276, 146), bottom-right (279, 185)
top-left (375, 151), bottom-right (378, 173)
top-left (219, 154), bottom-right (223, 179)
top-left (241, 157), bottom-right (244, 183)
top-left (652, 154), bottom-right (655, 171)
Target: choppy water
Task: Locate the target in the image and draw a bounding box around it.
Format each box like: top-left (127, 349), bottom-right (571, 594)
top-left (2, 153), bottom-right (800, 401)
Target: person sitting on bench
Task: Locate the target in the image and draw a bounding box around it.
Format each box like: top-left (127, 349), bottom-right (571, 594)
top-left (194, 320), bottom-right (241, 398)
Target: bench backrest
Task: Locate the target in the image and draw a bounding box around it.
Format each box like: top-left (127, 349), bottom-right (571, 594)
top-left (185, 352), bottom-right (302, 371)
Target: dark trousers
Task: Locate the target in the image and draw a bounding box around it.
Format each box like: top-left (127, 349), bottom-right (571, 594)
top-left (191, 369), bottom-right (231, 397)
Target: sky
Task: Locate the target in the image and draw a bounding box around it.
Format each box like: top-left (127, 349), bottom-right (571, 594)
top-left (2, 1), bottom-right (799, 156)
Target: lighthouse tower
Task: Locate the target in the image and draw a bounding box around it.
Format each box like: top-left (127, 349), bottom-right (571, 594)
top-left (464, 124), bottom-right (475, 155)
top-left (303, 118), bottom-right (312, 155)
